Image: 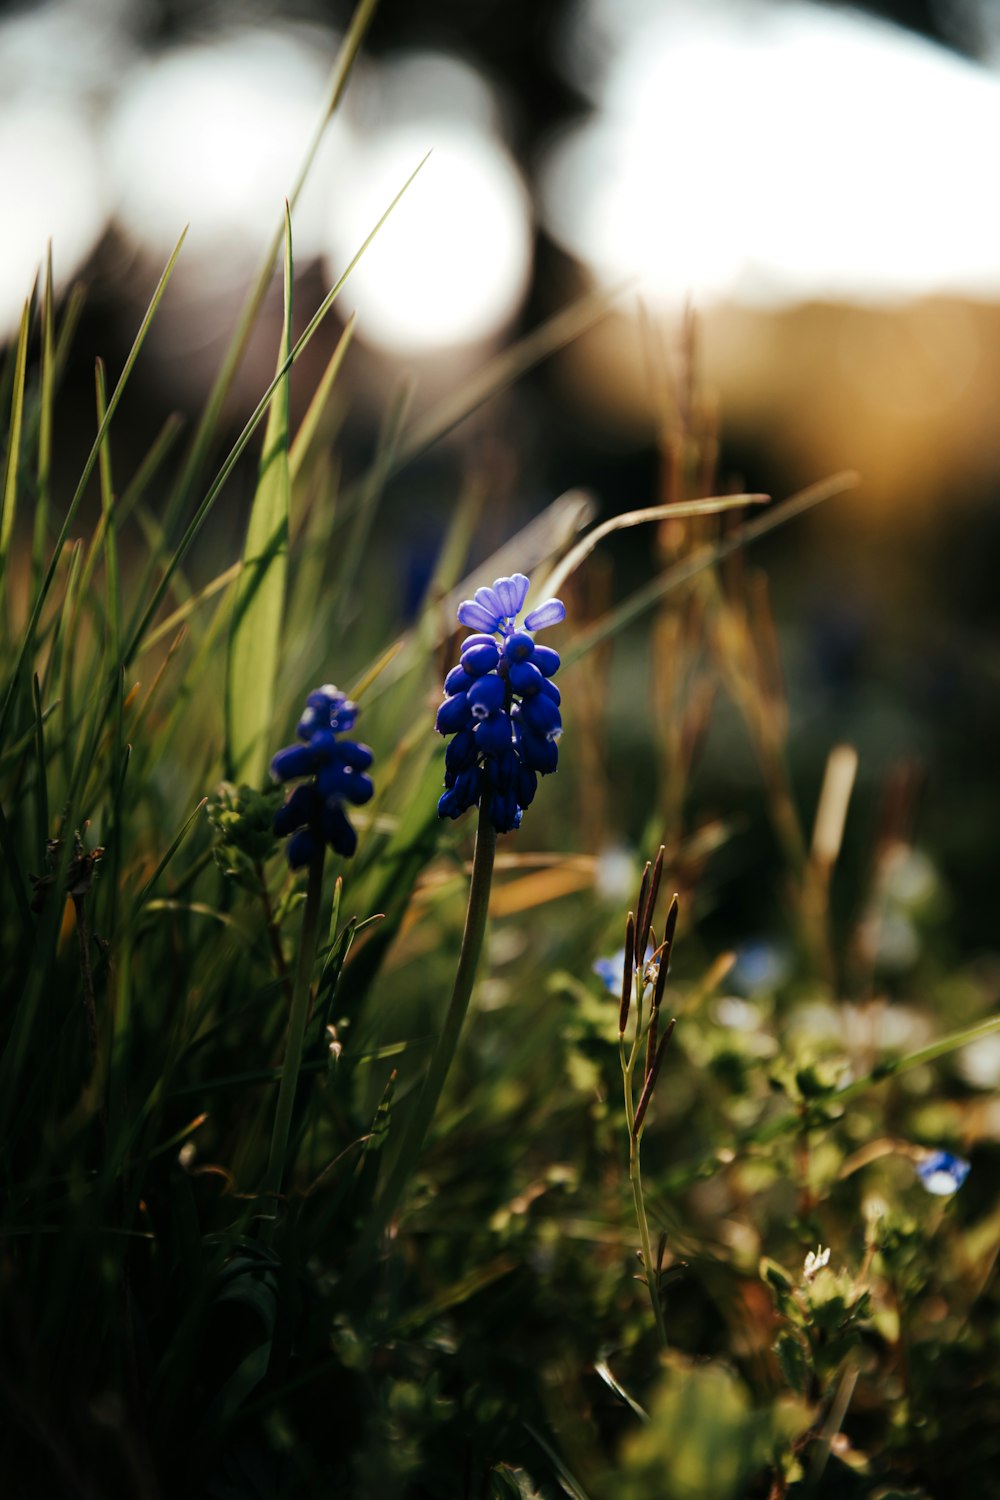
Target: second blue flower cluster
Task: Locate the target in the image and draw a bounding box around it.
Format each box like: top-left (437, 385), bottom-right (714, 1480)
top-left (436, 573), bottom-right (565, 834)
top-left (271, 685), bottom-right (374, 867)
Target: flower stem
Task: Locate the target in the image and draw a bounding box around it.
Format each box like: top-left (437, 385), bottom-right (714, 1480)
top-left (261, 845), bottom-right (325, 1238)
top-left (630, 1127), bottom-right (668, 1348)
top-left (621, 971), bottom-right (668, 1348)
top-left (361, 798), bottom-right (497, 1259)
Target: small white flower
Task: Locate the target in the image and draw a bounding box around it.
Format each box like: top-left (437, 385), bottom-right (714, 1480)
top-left (803, 1245), bottom-right (831, 1280)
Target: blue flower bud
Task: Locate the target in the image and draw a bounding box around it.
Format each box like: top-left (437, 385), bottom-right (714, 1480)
top-left (444, 664), bottom-right (470, 696)
top-left (519, 692), bottom-right (561, 739)
top-left (531, 644), bottom-right (560, 677)
top-left (467, 675), bottom-right (506, 720)
top-left (273, 783), bottom-right (319, 838)
top-left (445, 728), bottom-right (477, 774)
top-left (475, 711), bottom-right (514, 757)
top-left (508, 660), bottom-right (545, 696)
top-left (503, 630), bottom-right (535, 664)
top-left (322, 802), bottom-right (357, 858)
top-left (436, 692), bottom-right (472, 735)
top-left (461, 641), bottom-right (500, 677)
top-left (514, 716), bottom-right (559, 774)
top-left (516, 764), bottom-right (537, 807)
top-left (271, 743), bottom-right (320, 782)
top-left (488, 788), bottom-right (521, 833)
top-left (539, 678), bottom-right (561, 706)
top-left (287, 826), bottom-right (320, 869)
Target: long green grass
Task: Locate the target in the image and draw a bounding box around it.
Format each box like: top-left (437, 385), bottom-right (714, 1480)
top-left (2, 11), bottom-right (999, 1497)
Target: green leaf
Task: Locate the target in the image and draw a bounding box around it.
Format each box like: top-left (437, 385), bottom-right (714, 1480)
top-left (774, 1330), bottom-right (811, 1395)
top-left (0, 296), bottom-right (31, 598)
top-left (225, 207), bottom-right (293, 785)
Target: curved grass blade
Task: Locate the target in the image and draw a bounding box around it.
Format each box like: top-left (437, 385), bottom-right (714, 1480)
top-left (225, 206), bottom-right (293, 785)
top-left (565, 471), bottom-right (860, 667)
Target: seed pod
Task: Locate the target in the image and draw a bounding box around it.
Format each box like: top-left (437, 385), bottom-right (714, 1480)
top-left (635, 861), bottom-right (651, 951)
top-left (632, 1018), bottom-right (677, 1137)
top-left (637, 844), bottom-right (665, 959)
top-left (650, 894), bottom-right (680, 1014)
top-left (618, 910), bottom-right (635, 1035)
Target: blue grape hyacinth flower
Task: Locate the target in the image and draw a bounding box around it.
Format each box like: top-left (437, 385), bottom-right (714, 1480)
top-left (436, 573), bottom-right (566, 834)
top-left (915, 1149), bottom-right (970, 1196)
top-left (271, 685), bottom-right (374, 868)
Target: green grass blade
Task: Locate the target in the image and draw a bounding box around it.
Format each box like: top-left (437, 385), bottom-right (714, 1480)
top-left (32, 247), bottom-right (55, 587)
top-left (0, 229), bottom-right (187, 746)
top-left (94, 361), bottom-right (121, 665)
top-left (31, 674), bottom-right (48, 864)
top-left (226, 206), bottom-right (293, 785)
top-left (123, 156), bottom-right (428, 665)
top-left (0, 298), bottom-right (31, 604)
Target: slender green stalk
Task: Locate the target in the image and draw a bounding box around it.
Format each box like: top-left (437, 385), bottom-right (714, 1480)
top-left (361, 799), bottom-right (497, 1258)
top-left (620, 971), bottom-right (668, 1347)
top-left (262, 846), bottom-right (326, 1234)
top-left (629, 1131), bottom-right (667, 1348)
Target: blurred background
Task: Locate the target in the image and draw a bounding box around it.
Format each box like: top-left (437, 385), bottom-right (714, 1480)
top-left (3, 0), bottom-right (1000, 951)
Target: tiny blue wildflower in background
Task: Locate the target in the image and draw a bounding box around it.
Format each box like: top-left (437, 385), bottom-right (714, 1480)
top-left (436, 573), bottom-right (565, 833)
top-left (915, 1149), bottom-right (970, 1196)
top-left (593, 941), bottom-right (656, 994)
top-left (271, 685), bottom-right (374, 868)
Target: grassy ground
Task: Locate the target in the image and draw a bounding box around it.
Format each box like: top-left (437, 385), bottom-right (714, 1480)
top-left (2, 10), bottom-right (999, 1497)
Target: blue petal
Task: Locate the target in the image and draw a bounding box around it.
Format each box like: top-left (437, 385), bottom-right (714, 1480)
top-left (474, 585), bottom-right (505, 620)
top-left (494, 574), bottom-right (529, 616)
top-left (523, 598), bottom-right (566, 631)
top-left (461, 633), bottom-right (498, 651)
top-left (539, 678), bottom-right (561, 705)
top-left (458, 599), bottom-right (501, 632)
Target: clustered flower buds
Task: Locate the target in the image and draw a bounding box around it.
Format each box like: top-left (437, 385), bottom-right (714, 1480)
top-left (270, 686), bottom-right (374, 867)
top-left (435, 573), bottom-right (566, 834)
